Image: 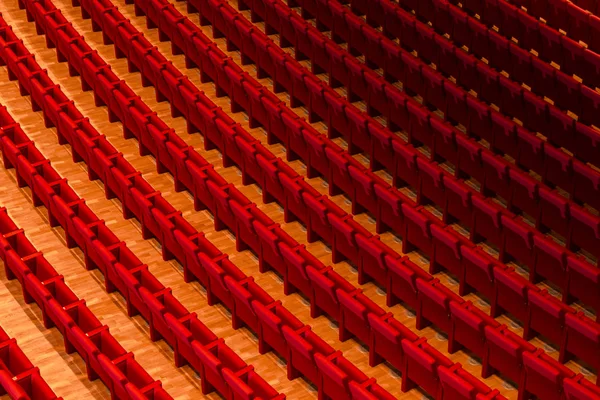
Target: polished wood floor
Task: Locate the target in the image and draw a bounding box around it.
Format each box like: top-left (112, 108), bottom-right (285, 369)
top-left (0, 0), bottom-right (595, 398)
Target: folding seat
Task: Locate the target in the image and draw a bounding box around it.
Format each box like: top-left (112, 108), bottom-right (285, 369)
top-left (546, 104), bottom-right (575, 151)
top-left (401, 340), bottom-right (443, 394)
top-left (432, 0), bottom-right (452, 36)
top-left (522, 350), bottom-right (571, 400)
top-left (518, 11), bottom-right (542, 53)
top-left (399, 15), bottom-right (419, 53)
top-left (546, 0), bottom-right (570, 29)
top-left (354, 233), bottom-right (385, 284)
top-left (386, 88), bottom-right (410, 134)
top-left (524, 289), bottom-right (573, 344)
top-left (537, 187), bottom-right (570, 237)
top-left (338, 289), bottom-right (373, 344)
top-left (560, 313), bottom-right (599, 379)
top-left (367, 313), bottom-right (406, 368)
top-left (415, 279), bottom-right (454, 331)
top-left (573, 122), bottom-right (600, 168)
top-left (469, 18), bottom-right (492, 61)
top-left (581, 48), bottom-right (600, 91)
top-left (454, 52), bottom-right (481, 96)
top-left (280, 244), bottom-right (311, 296)
top-left (329, 214), bottom-right (358, 264)
top-left (565, 257), bottom-right (600, 314)
top-left (523, 91), bottom-right (550, 137)
top-left (401, 204), bottom-right (433, 254)
top-left (542, 146), bottom-right (573, 197)
top-left (466, 96), bottom-right (493, 142)
top-left (438, 39), bottom-right (460, 80)
top-left (507, 168), bottom-right (539, 217)
top-left (443, 82), bottom-right (468, 125)
top-left (530, 57), bottom-right (557, 102)
top-left (417, 0), bottom-right (436, 25)
top-left (567, 205), bottom-right (600, 259)
top-left (531, 234), bottom-right (568, 291)
top-left (430, 224), bottom-right (467, 279)
top-left (325, 147), bottom-right (351, 198)
top-left (406, 102), bottom-right (431, 148)
top-left (193, 339), bottom-right (239, 395)
top-left (304, 194), bottom-right (331, 244)
top-left (475, 64), bottom-right (501, 109)
top-left (374, 183), bottom-right (403, 234)
top-left (306, 267), bottom-right (338, 320)
top-left (554, 72), bottom-right (582, 116)
top-left (567, 4), bottom-right (591, 44)
top-left (471, 196), bottom-right (503, 245)
top-left (386, 256), bottom-right (430, 310)
top-left (579, 85), bottom-right (600, 127)
top-left (501, 215), bottom-right (535, 268)
top-left (201, 253), bottom-right (232, 309)
top-left (572, 160), bottom-right (600, 211)
top-left (497, 1), bottom-right (520, 39)
top-left (449, 6), bottom-right (471, 48)
top-left (513, 128), bottom-right (544, 177)
top-left (281, 326), bottom-right (318, 382)
top-left (442, 173), bottom-right (473, 226)
top-left (224, 277), bottom-right (258, 331)
top-left (314, 352), bottom-right (353, 400)
top-left (415, 24), bottom-right (438, 65)
top-left (506, 45), bottom-right (533, 90)
top-left (481, 151), bottom-right (510, 200)
top-left (498, 75), bottom-right (526, 123)
top-left (365, 74), bottom-right (389, 119)
top-left (441, 364), bottom-right (494, 400)
top-left (416, 158), bottom-right (445, 206)
top-left (488, 30), bottom-right (513, 75)
top-left (430, 117), bottom-right (458, 165)
top-left (253, 301), bottom-right (285, 355)
top-left (561, 36), bottom-right (586, 80)
top-left (587, 14), bottom-right (600, 59)
top-left (402, 53), bottom-right (424, 97)
top-left (448, 301), bottom-right (487, 356)
top-left (491, 266), bottom-right (529, 321)
top-left (460, 245), bottom-right (497, 299)
top-left (421, 67), bottom-right (446, 112)
top-left (482, 325), bottom-right (527, 382)
top-left (490, 112), bottom-right (518, 158)
top-left (539, 23), bottom-right (564, 66)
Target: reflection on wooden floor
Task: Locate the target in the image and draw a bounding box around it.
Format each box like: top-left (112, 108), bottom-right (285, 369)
top-left (0, 0), bottom-right (594, 398)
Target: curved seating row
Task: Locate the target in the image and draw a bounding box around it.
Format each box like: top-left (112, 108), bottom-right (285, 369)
top-left (74, 0), bottom-right (600, 395)
top-left (4, 3), bottom-right (406, 399)
top-left (346, 0), bottom-right (600, 164)
top-left (0, 26), bottom-right (285, 400)
top-left (149, 0), bottom-right (600, 328)
top-left (230, 0), bottom-right (600, 308)
top-left (0, 323), bottom-right (60, 400)
top-left (0, 204), bottom-right (169, 400)
top-left (446, 0), bottom-right (600, 91)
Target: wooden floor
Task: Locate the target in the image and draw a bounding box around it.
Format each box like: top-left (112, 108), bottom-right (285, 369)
top-left (0, 0), bottom-right (595, 398)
